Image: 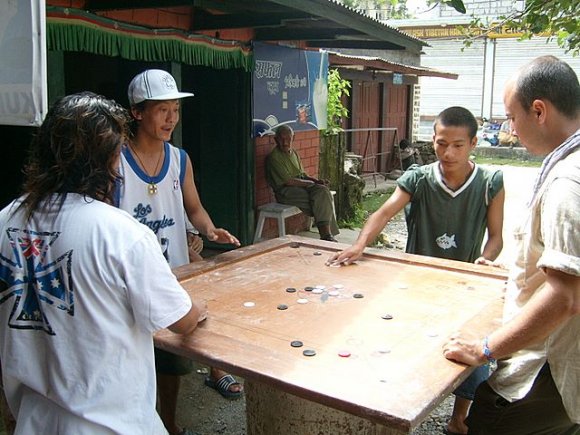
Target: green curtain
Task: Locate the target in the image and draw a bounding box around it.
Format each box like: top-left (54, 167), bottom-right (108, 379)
top-left (46, 7), bottom-right (253, 72)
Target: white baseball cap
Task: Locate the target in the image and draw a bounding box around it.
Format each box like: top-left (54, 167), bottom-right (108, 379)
top-left (128, 69), bottom-right (194, 105)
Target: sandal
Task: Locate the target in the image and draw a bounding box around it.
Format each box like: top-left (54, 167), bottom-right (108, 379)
top-left (204, 374), bottom-right (243, 399)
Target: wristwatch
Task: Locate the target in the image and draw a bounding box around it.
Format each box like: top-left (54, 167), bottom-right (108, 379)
top-left (483, 336), bottom-right (497, 371)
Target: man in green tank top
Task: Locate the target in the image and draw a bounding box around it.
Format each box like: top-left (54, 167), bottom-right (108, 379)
top-left (328, 106), bottom-right (505, 434)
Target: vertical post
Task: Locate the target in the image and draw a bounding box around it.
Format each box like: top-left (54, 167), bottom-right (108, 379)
top-left (170, 62), bottom-right (183, 148)
top-left (481, 37), bottom-right (496, 121)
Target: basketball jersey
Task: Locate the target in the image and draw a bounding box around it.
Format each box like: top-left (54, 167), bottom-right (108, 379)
top-left (116, 142), bottom-right (189, 268)
top-left (398, 162), bottom-right (503, 263)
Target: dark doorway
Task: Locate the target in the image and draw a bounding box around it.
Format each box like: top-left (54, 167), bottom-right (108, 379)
top-left (62, 53), bottom-right (254, 246)
top-left (181, 66), bottom-right (253, 247)
top-left (0, 126), bottom-right (34, 209)
top-left (63, 52), bottom-right (166, 108)
top-left (2, 53), bottom-right (253, 246)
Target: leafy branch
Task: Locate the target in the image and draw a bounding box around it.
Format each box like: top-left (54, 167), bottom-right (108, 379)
top-left (325, 69), bottom-right (351, 135)
top-left (433, 0), bottom-right (579, 54)
top-left (337, 0), bottom-right (579, 54)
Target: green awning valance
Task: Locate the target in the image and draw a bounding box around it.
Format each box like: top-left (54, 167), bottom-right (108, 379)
top-left (46, 7), bottom-right (253, 72)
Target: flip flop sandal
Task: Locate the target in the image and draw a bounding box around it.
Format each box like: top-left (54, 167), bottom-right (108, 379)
top-left (204, 374), bottom-right (243, 399)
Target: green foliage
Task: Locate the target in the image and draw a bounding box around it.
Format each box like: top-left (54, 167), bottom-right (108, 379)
top-left (340, 0), bottom-right (388, 8)
top-left (337, 0), bottom-right (411, 19)
top-left (470, 156), bottom-right (542, 167)
top-left (430, 0), bottom-right (579, 55)
top-left (325, 69), bottom-right (351, 135)
top-left (338, 188), bottom-right (395, 228)
top-left (441, 0), bottom-right (465, 14)
top-left (338, 204), bottom-right (367, 229)
top-left (339, 0), bottom-right (578, 53)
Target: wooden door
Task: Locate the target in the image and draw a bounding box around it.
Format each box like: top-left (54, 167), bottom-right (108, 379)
top-left (352, 80), bottom-right (381, 173)
top-left (383, 83), bottom-right (410, 171)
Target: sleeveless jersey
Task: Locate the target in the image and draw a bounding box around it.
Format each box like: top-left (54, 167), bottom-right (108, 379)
top-left (398, 162), bottom-right (503, 263)
top-left (116, 142), bottom-right (189, 268)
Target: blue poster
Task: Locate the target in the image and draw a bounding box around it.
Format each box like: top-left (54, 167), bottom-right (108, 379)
top-left (253, 42), bottom-right (328, 137)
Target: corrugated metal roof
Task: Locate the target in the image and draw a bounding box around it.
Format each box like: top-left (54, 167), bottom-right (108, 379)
top-left (328, 51), bottom-right (458, 79)
top-left (323, 0), bottom-right (428, 44)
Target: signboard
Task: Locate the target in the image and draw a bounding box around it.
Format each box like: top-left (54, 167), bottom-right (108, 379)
top-left (0, 0), bottom-right (47, 126)
top-left (402, 25), bottom-right (541, 40)
top-left (253, 42), bottom-right (328, 137)
top-left (393, 73), bottom-right (403, 85)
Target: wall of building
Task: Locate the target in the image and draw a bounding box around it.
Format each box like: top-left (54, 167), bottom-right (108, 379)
top-left (438, 0), bottom-right (522, 18)
top-left (254, 130), bottom-right (321, 238)
top-left (48, 0), bottom-right (254, 41)
top-left (49, 1), bottom-right (192, 29)
top-left (414, 36), bottom-right (580, 140)
top-left (336, 48), bottom-right (422, 68)
top-left (393, 0), bottom-right (580, 141)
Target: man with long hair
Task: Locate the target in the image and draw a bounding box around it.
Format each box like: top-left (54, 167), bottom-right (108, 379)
top-left (0, 92), bottom-right (207, 434)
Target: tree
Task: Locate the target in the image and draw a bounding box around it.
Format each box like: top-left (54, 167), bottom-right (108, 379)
top-left (426, 1), bottom-right (578, 55)
top-left (340, 0), bottom-right (579, 54)
top-left (466, 0), bottom-right (578, 55)
top-left (325, 69), bottom-right (351, 135)
top-left (339, 0), bottom-right (411, 19)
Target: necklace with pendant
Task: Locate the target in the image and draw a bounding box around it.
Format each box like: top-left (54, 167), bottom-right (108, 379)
top-left (129, 144), bottom-right (163, 195)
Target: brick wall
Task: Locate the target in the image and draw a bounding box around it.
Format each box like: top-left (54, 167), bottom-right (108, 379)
top-left (102, 8), bottom-right (192, 30)
top-left (49, 0), bottom-right (84, 7)
top-left (48, 1), bottom-right (254, 40)
top-left (254, 130), bottom-right (321, 239)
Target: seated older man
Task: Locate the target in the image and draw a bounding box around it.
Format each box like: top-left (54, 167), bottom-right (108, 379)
top-left (265, 125), bottom-right (339, 242)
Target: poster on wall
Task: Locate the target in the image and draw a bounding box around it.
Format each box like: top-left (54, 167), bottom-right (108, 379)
top-left (0, 0), bottom-right (47, 126)
top-left (252, 42), bottom-right (328, 137)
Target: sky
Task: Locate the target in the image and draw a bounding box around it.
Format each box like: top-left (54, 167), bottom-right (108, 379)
top-left (405, 0), bottom-right (439, 18)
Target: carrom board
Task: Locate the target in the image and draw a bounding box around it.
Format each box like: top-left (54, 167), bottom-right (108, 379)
top-left (155, 236), bottom-right (506, 432)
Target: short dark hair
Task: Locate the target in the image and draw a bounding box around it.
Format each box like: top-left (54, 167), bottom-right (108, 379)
top-left (19, 92), bottom-right (129, 218)
top-left (515, 55), bottom-right (580, 119)
top-left (434, 106), bottom-right (478, 139)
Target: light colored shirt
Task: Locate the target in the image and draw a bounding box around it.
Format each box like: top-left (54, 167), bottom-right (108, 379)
top-left (0, 194), bottom-right (192, 434)
top-left (117, 142), bottom-right (190, 268)
top-left (489, 134), bottom-right (580, 423)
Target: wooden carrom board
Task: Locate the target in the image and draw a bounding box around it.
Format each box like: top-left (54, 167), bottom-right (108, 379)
top-left (155, 236), bottom-right (506, 433)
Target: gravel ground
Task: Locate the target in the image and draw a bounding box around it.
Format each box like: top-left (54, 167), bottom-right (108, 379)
top-left (173, 362), bottom-right (454, 435)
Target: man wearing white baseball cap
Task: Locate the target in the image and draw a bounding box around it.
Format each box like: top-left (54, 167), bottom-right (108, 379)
top-left (127, 69), bottom-right (195, 105)
top-left (116, 69), bottom-right (243, 435)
